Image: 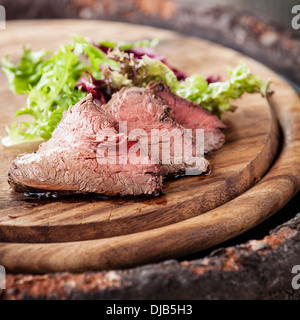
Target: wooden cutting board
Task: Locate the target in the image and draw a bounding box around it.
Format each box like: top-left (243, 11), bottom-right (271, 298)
top-left (0, 20), bottom-right (299, 274)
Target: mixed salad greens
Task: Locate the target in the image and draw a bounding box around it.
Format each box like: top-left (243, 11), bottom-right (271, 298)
top-left (1, 35), bottom-right (270, 146)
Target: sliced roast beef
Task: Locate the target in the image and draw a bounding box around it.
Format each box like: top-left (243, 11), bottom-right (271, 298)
top-left (147, 81), bottom-right (226, 154)
top-left (8, 94), bottom-right (163, 196)
top-left (102, 87), bottom-right (210, 176)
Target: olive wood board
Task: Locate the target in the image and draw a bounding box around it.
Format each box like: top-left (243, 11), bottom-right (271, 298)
top-left (0, 20), bottom-right (299, 273)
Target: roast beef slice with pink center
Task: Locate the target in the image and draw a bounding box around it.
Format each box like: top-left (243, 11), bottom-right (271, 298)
top-left (102, 86), bottom-right (210, 176)
top-left (147, 81), bottom-right (226, 154)
top-left (8, 94), bottom-right (162, 196)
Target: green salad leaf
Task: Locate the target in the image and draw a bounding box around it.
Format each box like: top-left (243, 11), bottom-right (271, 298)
top-left (176, 63), bottom-right (271, 116)
top-left (2, 36), bottom-right (115, 146)
top-left (4, 45), bottom-right (87, 145)
top-left (2, 48), bottom-right (49, 94)
top-left (100, 48), bottom-right (178, 92)
top-left (71, 34), bottom-right (107, 79)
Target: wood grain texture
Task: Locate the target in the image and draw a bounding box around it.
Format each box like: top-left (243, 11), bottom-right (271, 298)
top-left (0, 20), bottom-right (278, 244)
top-left (0, 20), bottom-right (298, 273)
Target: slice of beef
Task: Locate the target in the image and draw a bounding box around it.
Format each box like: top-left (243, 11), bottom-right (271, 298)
top-left (102, 87), bottom-right (210, 176)
top-left (147, 81), bottom-right (226, 154)
top-left (8, 94), bottom-right (162, 196)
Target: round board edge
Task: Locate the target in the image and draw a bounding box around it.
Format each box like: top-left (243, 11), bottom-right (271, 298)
top-left (0, 19), bottom-right (279, 243)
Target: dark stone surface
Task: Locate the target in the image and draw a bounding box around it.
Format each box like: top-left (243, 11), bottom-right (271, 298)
top-left (0, 0), bottom-right (300, 299)
top-left (2, 208), bottom-right (300, 300)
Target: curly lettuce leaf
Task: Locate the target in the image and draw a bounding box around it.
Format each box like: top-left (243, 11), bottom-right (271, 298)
top-left (176, 62), bottom-right (271, 116)
top-left (3, 45), bottom-right (87, 145)
top-left (71, 34), bottom-right (107, 79)
top-left (1, 48), bottom-right (49, 94)
top-left (101, 48), bottom-right (178, 92)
